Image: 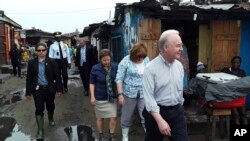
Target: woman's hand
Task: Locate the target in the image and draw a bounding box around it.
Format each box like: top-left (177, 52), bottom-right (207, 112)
top-left (90, 96), bottom-right (96, 105)
top-left (118, 95), bottom-right (125, 106)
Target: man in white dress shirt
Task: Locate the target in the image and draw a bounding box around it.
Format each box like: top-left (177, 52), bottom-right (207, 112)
top-left (49, 32), bottom-right (71, 92)
top-left (143, 29), bottom-right (188, 141)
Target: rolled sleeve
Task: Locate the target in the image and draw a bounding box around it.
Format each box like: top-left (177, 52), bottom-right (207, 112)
top-left (115, 57), bottom-right (127, 84)
top-left (143, 67), bottom-right (159, 113)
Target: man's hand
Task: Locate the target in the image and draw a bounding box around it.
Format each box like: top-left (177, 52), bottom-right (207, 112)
top-left (56, 92), bottom-right (62, 97)
top-left (151, 112), bottom-right (172, 136)
top-left (157, 118), bottom-right (171, 136)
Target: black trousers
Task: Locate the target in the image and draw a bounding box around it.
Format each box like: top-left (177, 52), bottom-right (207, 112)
top-left (55, 58), bottom-right (68, 89)
top-left (79, 63), bottom-right (89, 92)
top-left (143, 104), bottom-right (189, 141)
top-left (33, 86), bottom-right (55, 116)
top-left (12, 62), bottom-right (21, 77)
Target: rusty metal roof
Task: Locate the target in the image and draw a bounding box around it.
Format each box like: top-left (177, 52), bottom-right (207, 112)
top-left (180, 2), bottom-right (250, 11)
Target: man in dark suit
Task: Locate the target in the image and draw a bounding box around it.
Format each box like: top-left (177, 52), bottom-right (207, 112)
top-left (75, 39), bottom-right (97, 96)
top-left (26, 42), bottom-right (62, 139)
top-left (9, 44), bottom-right (22, 77)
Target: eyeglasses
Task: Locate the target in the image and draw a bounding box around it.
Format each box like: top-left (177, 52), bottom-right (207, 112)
top-left (37, 49), bottom-right (46, 52)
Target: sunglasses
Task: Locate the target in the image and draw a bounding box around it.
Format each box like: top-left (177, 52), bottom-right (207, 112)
top-left (37, 49), bottom-right (46, 52)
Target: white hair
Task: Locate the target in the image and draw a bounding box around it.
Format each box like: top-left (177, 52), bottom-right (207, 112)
top-left (158, 29), bottom-right (179, 52)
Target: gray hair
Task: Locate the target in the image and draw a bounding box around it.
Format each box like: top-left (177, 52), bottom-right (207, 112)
top-left (158, 29), bottom-right (179, 52)
top-left (99, 49), bottom-right (112, 60)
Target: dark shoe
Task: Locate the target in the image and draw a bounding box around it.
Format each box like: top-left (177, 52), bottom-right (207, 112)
top-left (35, 115), bottom-right (44, 139)
top-left (64, 88), bottom-right (68, 93)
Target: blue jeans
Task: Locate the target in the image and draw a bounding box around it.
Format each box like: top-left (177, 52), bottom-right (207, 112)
top-left (143, 104), bottom-right (189, 141)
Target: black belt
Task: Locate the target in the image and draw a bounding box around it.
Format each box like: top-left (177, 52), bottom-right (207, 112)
top-left (38, 85), bottom-right (48, 89)
top-left (158, 104), bottom-right (179, 109)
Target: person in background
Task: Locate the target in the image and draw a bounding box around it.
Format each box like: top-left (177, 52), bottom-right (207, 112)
top-left (184, 61), bottom-right (206, 106)
top-left (176, 26), bottom-right (190, 106)
top-left (26, 42), bottom-right (62, 139)
top-left (89, 49), bottom-right (118, 141)
top-left (46, 40), bottom-right (53, 57)
top-left (143, 29), bottom-right (188, 141)
top-left (49, 32), bottom-right (71, 93)
top-left (115, 43), bottom-right (150, 141)
top-left (9, 44), bottom-right (22, 77)
top-left (196, 61), bottom-right (206, 73)
top-left (221, 56), bottom-right (248, 125)
top-left (75, 39), bottom-right (92, 96)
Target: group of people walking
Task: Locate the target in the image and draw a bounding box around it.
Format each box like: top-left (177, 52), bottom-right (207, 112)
top-left (83, 29), bottom-right (188, 141)
top-left (24, 28), bottom-right (248, 141)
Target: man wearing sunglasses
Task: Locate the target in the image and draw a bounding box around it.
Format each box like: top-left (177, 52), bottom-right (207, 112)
top-left (49, 32), bottom-right (71, 93)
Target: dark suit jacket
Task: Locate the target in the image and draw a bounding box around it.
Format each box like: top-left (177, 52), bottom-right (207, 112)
top-left (26, 57), bottom-right (63, 96)
top-left (75, 46), bottom-right (91, 68)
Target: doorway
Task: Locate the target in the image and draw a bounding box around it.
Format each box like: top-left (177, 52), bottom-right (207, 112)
top-left (161, 20), bottom-right (199, 79)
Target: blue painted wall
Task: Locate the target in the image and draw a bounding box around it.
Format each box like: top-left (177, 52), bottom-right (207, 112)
top-left (240, 20), bottom-right (250, 75)
top-left (240, 20), bottom-right (250, 108)
top-left (111, 8), bottom-right (150, 62)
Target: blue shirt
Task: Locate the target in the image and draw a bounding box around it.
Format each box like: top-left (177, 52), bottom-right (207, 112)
top-left (37, 60), bottom-right (48, 85)
top-left (115, 55), bottom-right (150, 98)
top-left (89, 63), bottom-right (118, 100)
top-left (143, 55), bottom-right (184, 113)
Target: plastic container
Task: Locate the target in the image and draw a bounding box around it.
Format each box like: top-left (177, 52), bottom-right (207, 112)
top-left (210, 96), bottom-right (246, 109)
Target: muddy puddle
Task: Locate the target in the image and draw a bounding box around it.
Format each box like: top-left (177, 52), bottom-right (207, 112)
top-left (0, 89), bottom-right (26, 107)
top-left (68, 75), bottom-right (82, 87)
top-left (64, 125), bottom-right (95, 141)
top-left (0, 117), bottom-right (31, 141)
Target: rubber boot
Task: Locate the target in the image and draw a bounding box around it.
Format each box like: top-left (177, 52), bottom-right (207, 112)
top-left (48, 112), bottom-right (55, 126)
top-left (35, 115), bottom-right (44, 139)
top-left (122, 128), bottom-right (129, 141)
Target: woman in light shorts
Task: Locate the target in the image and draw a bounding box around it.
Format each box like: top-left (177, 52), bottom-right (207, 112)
top-left (89, 49), bottom-right (118, 141)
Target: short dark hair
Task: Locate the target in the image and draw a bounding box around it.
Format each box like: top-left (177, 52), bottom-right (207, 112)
top-left (35, 42), bottom-right (47, 50)
top-left (99, 49), bottom-right (112, 60)
top-left (231, 56), bottom-right (242, 64)
top-left (129, 43), bottom-right (147, 62)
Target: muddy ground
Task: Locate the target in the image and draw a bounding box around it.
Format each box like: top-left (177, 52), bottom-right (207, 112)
top-left (0, 75), bottom-right (150, 141)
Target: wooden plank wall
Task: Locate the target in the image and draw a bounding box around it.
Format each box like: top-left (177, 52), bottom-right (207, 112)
top-left (211, 20), bottom-right (241, 72)
top-left (199, 25), bottom-right (212, 71)
top-left (138, 19), bottom-right (161, 60)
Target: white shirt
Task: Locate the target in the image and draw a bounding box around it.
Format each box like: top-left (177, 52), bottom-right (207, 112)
top-left (135, 61), bottom-right (145, 75)
top-left (80, 46), bottom-right (86, 66)
top-left (143, 54), bottom-right (184, 113)
top-left (49, 41), bottom-right (71, 63)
